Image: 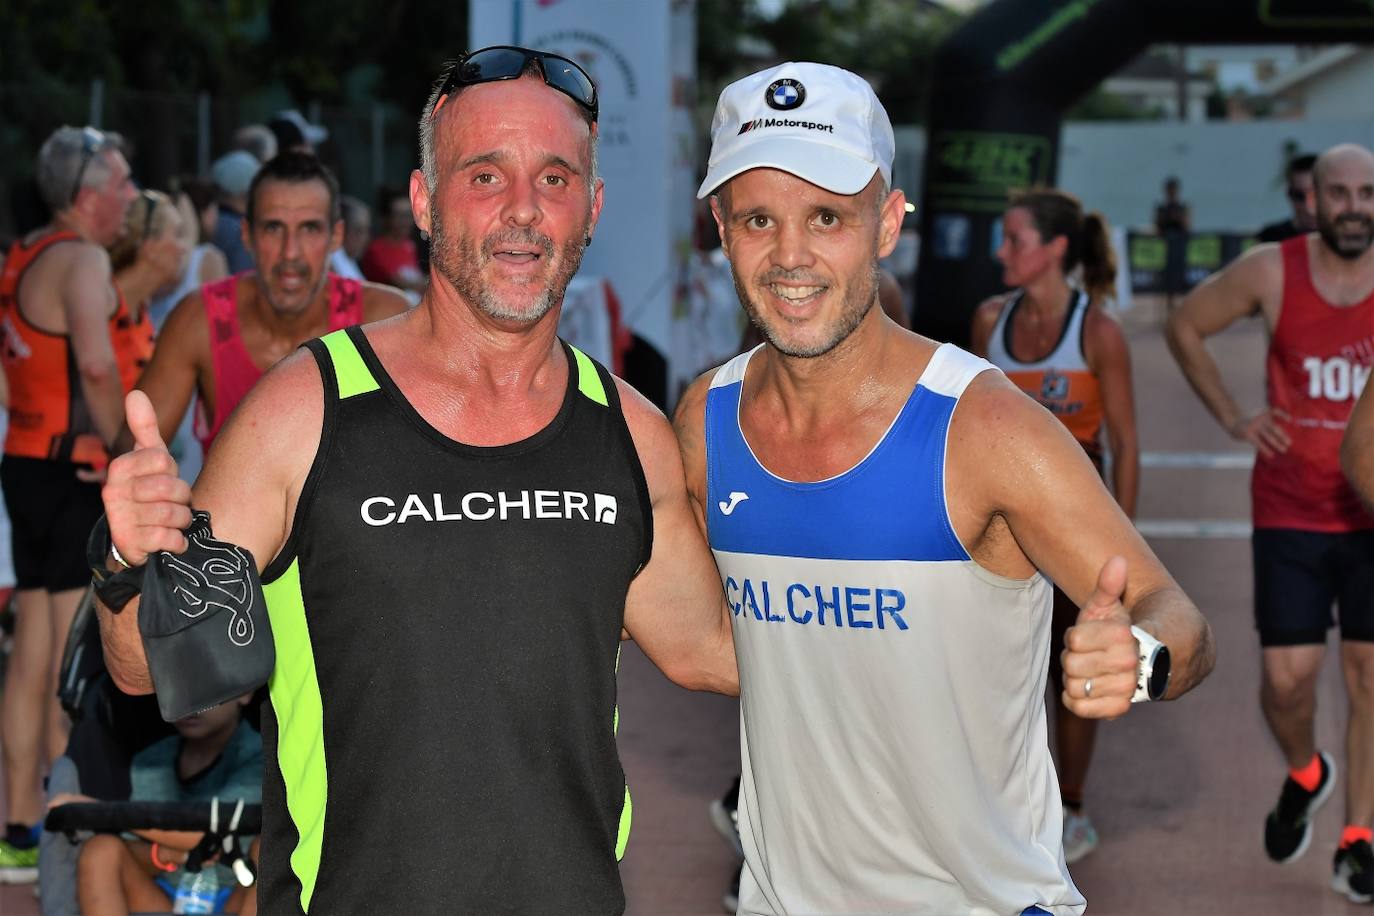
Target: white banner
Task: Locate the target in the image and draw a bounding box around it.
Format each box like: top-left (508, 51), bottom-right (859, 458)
top-left (470, 0), bottom-right (696, 371)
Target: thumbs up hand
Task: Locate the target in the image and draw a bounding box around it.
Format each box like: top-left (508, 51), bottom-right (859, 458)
top-left (100, 390), bottom-right (193, 567)
top-left (1060, 556), bottom-right (1139, 719)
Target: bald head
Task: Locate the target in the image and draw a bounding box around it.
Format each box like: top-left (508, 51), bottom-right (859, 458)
top-left (1314, 143), bottom-right (1374, 261)
top-left (1315, 143), bottom-right (1374, 190)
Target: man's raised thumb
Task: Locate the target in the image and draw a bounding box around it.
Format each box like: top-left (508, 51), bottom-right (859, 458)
top-left (1078, 555), bottom-right (1130, 622)
top-left (126, 390), bottom-right (165, 451)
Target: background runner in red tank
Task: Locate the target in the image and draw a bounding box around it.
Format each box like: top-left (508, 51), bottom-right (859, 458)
top-left (114, 152), bottom-right (409, 461)
top-left (1168, 143), bottom-right (1374, 904)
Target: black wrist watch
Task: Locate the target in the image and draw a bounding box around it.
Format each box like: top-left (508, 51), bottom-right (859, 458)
top-left (86, 515), bottom-right (145, 612)
top-left (1130, 625), bottom-right (1171, 703)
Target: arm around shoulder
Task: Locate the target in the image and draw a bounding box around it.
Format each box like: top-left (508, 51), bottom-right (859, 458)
top-left (618, 376), bottom-right (736, 695)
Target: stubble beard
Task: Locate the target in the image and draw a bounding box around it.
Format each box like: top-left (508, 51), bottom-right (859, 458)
top-left (1317, 204), bottom-right (1374, 262)
top-left (429, 202), bottom-right (588, 324)
top-left (736, 262), bottom-right (880, 359)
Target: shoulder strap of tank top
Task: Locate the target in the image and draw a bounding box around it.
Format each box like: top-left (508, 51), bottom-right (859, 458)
top-left (318, 327), bottom-right (379, 400)
top-left (327, 274), bottom-right (366, 330)
top-left (988, 291), bottom-right (1022, 364)
top-left (564, 340), bottom-right (652, 573)
top-left (1067, 289), bottom-right (1092, 364)
top-left (567, 343), bottom-right (610, 408)
top-left (919, 343), bottom-right (996, 400)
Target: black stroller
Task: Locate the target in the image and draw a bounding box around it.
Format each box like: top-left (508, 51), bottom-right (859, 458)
top-left (39, 589), bottom-right (261, 915)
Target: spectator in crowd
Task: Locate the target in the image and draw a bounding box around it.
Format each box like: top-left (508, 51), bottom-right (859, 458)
top-left (151, 177), bottom-right (229, 330)
top-left (361, 187), bottom-right (426, 297)
top-left (58, 693), bottom-right (262, 915)
top-left (267, 110), bottom-right (326, 155)
top-left (1155, 175), bottom-right (1192, 235)
top-left (328, 195), bottom-right (370, 281)
top-left (1257, 153), bottom-right (1318, 243)
top-left (210, 152), bottom-right (259, 274)
top-left (0, 126), bottom-right (139, 881)
top-left (109, 189), bottom-right (189, 333)
top-left (232, 124), bottom-right (278, 164)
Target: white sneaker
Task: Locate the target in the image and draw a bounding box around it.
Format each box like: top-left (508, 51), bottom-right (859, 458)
top-left (1062, 807), bottom-right (1099, 864)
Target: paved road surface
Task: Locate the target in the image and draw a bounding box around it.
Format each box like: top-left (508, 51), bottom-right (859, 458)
top-left (4, 300), bottom-right (1369, 914)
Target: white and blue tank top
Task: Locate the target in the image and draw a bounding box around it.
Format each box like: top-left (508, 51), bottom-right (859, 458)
top-left (705, 342), bottom-right (1084, 916)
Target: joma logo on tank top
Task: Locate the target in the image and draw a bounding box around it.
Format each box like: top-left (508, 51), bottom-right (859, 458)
top-left (360, 490), bottom-right (619, 527)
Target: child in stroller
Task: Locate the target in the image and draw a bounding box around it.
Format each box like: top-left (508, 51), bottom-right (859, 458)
top-left (39, 592), bottom-right (261, 915)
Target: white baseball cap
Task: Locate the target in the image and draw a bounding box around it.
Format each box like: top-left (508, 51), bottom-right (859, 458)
top-left (697, 62), bottom-right (894, 199)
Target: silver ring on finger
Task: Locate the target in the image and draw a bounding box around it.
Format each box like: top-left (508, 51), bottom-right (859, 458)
top-left (1084, 678), bottom-right (1093, 698)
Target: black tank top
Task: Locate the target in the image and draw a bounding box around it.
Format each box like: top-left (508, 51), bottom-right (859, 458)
top-left (256, 326), bottom-right (651, 914)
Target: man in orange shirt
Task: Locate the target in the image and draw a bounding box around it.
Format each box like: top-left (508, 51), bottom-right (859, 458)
top-left (0, 126), bottom-right (139, 880)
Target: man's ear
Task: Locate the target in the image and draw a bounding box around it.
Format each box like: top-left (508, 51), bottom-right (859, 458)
top-left (410, 170), bottom-right (431, 237)
top-left (877, 188), bottom-right (906, 259)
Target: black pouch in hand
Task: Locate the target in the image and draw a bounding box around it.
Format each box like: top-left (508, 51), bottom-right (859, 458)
top-left (140, 510), bottom-right (274, 721)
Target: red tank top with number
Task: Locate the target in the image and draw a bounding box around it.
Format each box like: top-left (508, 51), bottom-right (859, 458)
top-left (195, 271), bottom-right (364, 453)
top-left (1252, 236), bottom-right (1374, 531)
top-left (0, 231), bottom-right (153, 467)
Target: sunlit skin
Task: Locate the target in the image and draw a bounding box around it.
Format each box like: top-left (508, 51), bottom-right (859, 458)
top-left (997, 206), bottom-right (1067, 290)
top-left (241, 179), bottom-right (343, 316)
top-left (1315, 148), bottom-right (1374, 261)
top-left (710, 169), bottom-right (904, 359)
top-left (411, 75), bottom-right (602, 329)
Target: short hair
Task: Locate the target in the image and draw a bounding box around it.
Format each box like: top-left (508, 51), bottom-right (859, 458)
top-left (417, 57), bottom-right (597, 196)
top-left (35, 126), bottom-right (117, 213)
top-left (245, 151), bottom-right (341, 227)
top-left (1287, 153), bottom-right (1318, 180)
top-left (233, 125), bottom-right (278, 163)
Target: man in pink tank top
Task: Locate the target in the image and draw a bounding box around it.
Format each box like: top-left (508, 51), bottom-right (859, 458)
top-left (116, 152), bottom-right (409, 458)
top-left (1169, 144), bottom-right (1374, 902)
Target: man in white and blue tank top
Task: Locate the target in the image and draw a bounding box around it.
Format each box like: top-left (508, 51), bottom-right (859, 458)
top-left (675, 62), bottom-right (1216, 916)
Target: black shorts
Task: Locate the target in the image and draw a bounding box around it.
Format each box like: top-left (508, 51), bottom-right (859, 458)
top-left (1252, 527), bottom-right (1374, 646)
top-left (0, 456), bottom-right (103, 593)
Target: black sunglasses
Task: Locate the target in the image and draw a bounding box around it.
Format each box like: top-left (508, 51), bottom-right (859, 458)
top-left (1286, 187), bottom-right (1310, 203)
top-left (69, 126), bottom-right (112, 205)
top-left (436, 46), bottom-right (597, 122)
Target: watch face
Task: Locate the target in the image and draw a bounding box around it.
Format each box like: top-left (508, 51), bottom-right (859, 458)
top-left (1149, 645), bottom-right (1171, 700)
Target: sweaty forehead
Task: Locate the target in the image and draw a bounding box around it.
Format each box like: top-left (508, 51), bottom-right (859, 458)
top-left (724, 168), bottom-right (867, 212)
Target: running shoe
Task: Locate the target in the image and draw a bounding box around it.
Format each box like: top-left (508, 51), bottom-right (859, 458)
top-left (709, 776), bottom-right (743, 858)
top-left (721, 862), bottom-right (741, 914)
top-left (1333, 838), bottom-right (1374, 903)
top-left (0, 838), bottom-right (38, 884)
top-left (1265, 750), bottom-right (1336, 863)
top-left (1062, 807), bottom-right (1099, 864)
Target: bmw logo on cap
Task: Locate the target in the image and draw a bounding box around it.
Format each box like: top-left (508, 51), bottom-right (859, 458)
top-left (765, 78), bottom-right (805, 111)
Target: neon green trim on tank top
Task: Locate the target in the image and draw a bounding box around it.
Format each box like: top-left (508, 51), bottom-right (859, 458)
top-left (568, 345), bottom-right (608, 407)
top-left (613, 644), bottom-right (631, 859)
top-left (263, 559), bottom-right (327, 912)
top-left (321, 329), bottom-right (378, 399)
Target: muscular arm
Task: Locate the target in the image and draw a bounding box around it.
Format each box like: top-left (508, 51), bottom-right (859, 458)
top-left (65, 245), bottom-right (127, 446)
top-left (115, 293), bottom-right (208, 454)
top-left (96, 354), bottom-right (321, 695)
top-left (1165, 245), bottom-right (1279, 437)
top-left (620, 376), bottom-right (737, 695)
top-left (951, 374), bottom-right (1214, 703)
top-left (1344, 381), bottom-right (1374, 511)
top-left (1086, 307), bottom-right (1139, 516)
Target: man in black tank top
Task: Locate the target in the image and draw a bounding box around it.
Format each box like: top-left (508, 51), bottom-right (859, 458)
top-left (94, 48), bottom-right (737, 915)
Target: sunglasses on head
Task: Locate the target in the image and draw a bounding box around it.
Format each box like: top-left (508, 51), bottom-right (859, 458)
top-left (69, 126), bottom-right (113, 205)
top-left (434, 46), bottom-right (597, 122)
